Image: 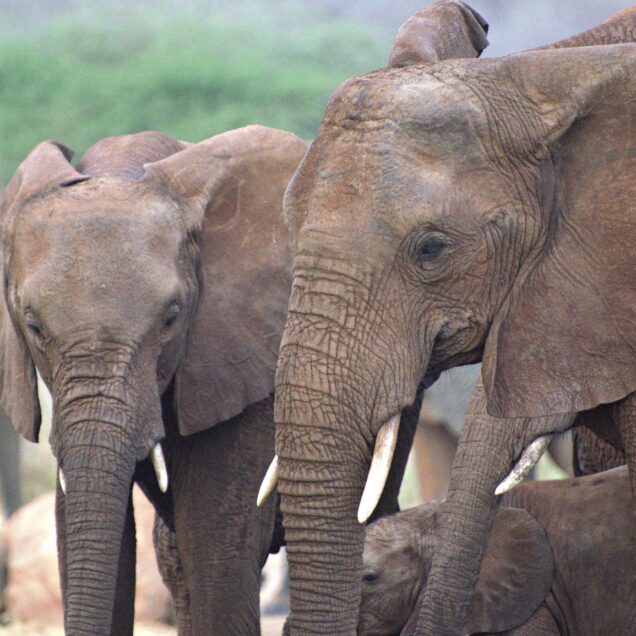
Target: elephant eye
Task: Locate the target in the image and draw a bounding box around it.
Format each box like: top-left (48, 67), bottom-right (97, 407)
top-left (27, 322), bottom-right (42, 337)
top-left (162, 302), bottom-right (182, 335)
top-left (24, 311), bottom-right (45, 343)
top-left (416, 237), bottom-right (447, 263)
top-left (362, 571), bottom-right (378, 584)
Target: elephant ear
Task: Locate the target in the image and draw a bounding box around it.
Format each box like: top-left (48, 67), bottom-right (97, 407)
top-left (482, 44), bottom-right (636, 418)
top-left (0, 141), bottom-right (87, 441)
top-left (465, 507), bottom-right (553, 633)
top-left (143, 125), bottom-right (308, 434)
top-left (388, 0), bottom-right (488, 68)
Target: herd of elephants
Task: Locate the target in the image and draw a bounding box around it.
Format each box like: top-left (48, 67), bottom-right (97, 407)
top-left (0, 1), bottom-right (634, 634)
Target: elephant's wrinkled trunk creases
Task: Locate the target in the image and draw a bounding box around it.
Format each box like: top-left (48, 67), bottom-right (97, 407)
top-left (54, 373), bottom-right (140, 636)
top-left (276, 386), bottom-right (372, 634)
top-left (62, 431), bottom-right (136, 636)
top-left (416, 387), bottom-right (575, 634)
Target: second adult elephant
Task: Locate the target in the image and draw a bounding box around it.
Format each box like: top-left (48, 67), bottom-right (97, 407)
top-left (0, 126), bottom-right (307, 635)
top-left (268, 3), bottom-right (636, 634)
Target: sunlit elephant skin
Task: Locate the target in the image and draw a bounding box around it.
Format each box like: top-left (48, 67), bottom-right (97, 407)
top-left (273, 0), bottom-right (636, 632)
top-left (360, 466), bottom-right (633, 636)
top-left (0, 126), bottom-right (307, 635)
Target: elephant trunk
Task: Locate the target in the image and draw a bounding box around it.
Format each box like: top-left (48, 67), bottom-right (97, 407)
top-left (276, 393), bottom-right (369, 634)
top-left (416, 383), bottom-right (572, 634)
top-left (54, 377), bottom-right (141, 636)
top-left (275, 278), bottom-right (413, 633)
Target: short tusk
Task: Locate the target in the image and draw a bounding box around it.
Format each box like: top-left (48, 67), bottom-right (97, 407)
top-left (495, 435), bottom-right (552, 496)
top-left (358, 414), bottom-right (400, 524)
top-left (151, 443), bottom-right (169, 494)
top-left (257, 455), bottom-right (279, 507)
top-left (58, 469), bottom-right (66, 495)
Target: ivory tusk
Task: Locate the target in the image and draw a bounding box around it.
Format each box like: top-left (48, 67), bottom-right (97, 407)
top-left (151, 443), bottom-right (169, 494)
top-left (35, 369), bottom-right (53, 431)
top-left (495, 434), bottom-right (552, 496)
top-left (59, 469), bottom-right (66, 495)
top-left (358, 414), bottom-right (400, 524)
top-left (257, 455), bottom-right (279, 507)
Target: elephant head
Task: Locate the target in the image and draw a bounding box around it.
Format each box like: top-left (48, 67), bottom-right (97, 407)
top-left (271, 1), bottom-right (636, 632)
top-left (358, 503), bottom-right (553, 635)
top-left (0, 125), bottom-right (307, 634)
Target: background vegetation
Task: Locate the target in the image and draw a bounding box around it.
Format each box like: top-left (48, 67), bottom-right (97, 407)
top-left (0, 1), bottom-right (390, 184)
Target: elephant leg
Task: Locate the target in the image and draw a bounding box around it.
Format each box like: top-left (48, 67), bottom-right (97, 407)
top-left (56, 481), bottom-right (136, 636)
top-left (153, 512), bottom-right (192, 635)
top-left (171, 395), bottom-right (276, 635)
top-left (0, 408), bottom-right (21, 517)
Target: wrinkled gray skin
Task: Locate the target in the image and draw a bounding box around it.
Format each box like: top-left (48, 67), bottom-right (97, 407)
top-left (360, 467), bottom-right (634, 636)
top-left (0, 408), bottom-right (21, 517)
top-left (418, 365), bottom-right (572, 500)
top-left (0, 125), bottom-right (307, 635)
top-left (274, 1), bottom-right (636, 632)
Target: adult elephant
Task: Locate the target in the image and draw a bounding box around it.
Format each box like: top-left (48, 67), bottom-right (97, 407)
top-left (265, 2), bottom-right (636, 633)
top-left (0, 125), bottom-right (307, 635)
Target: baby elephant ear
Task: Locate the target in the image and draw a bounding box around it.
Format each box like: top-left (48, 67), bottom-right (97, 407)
top-left (144, 126), bottom-right (308, 434)
top-left (0, 142), bottom-right (86, 441)
top-left (388, 0), bottom-right (488, 68)
top-left (465, 507), bottom-right (553, 633)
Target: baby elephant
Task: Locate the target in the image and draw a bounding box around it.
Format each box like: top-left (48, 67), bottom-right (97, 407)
top-left (360, 466), bottom-right (634, 635)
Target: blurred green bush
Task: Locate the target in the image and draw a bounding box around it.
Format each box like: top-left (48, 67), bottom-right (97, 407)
top-left (0, 2), bottom-right (389, 184)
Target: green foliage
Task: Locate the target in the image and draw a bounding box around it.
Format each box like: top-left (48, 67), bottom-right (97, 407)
top-left (0, 3), bottom-right (389, 184)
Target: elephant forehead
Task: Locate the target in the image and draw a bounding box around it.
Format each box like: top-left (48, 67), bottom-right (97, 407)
top-left (322, 64), bottom-right (484, 141)
top-left (16, 179), bottom-right (181, 265)
top-left (12, 181), bottom-right (183, 321)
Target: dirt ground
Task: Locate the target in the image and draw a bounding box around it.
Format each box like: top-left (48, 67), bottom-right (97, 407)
top-left (0, 616), bottom-right (286, 635)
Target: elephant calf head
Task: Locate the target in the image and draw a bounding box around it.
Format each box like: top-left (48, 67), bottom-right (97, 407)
top-left (359, 502), bottom-right (553, 635)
